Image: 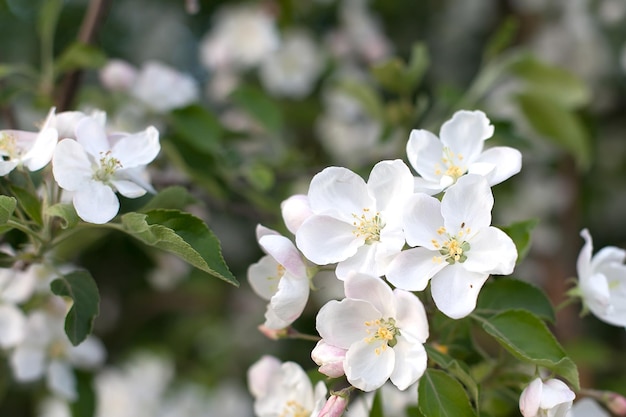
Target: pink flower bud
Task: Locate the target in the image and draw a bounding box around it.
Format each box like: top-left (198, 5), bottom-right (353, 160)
top-left (607, 392), bottom-right (626, 416)
top-left (99, 59), bottom-right (137, 92)
top-left (311, 340), bottom-right (346, 378)
top-left (318, 394), bottom-right (348, 417)
top-left (257, 325), bottom-right (287, 340)
top-left (280, 194), bottom-right (313, 235)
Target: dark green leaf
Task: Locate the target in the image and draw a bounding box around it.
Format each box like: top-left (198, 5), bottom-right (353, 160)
top-left (229, 85), bottom-right (283, 132)
top-left (418, 369), bottom-right (477, 417)
top-left (37, 0), bottom-right (63, 39)
top-left (371, 58), bottom-right (408, 95)
top-left (424, 345), bottom-right (479, 404)
top-left (54, 42), bottom-right (107, 73)
top-left (516, 92), bottom-right (591, 169)
top-left (121, 209), bottom-right (238, 286)
top-left (369, 389), bottom-right (384, 417)
top-left (484, 17), bottom-right (519, 61)
top-left (140, 186), bottom-right (198, 212)
top-left (50, 270), bottom-right (100, 346)
top-left (406, 42), bottom-right (429, 89)
top-left (475, 278), bottom-right (555, 322)
top-left (500, 219), bottom-right (538, 263)
top-left (46, 203), bottom-right (79, 229)
top-left (480, 310), bottom-right (579, 390)
top-left (169, 105), bottom-right (223, 154)
top-left (0, 195), bottom-right (17, 224)
top-left (10, 184), bottom-right (42, 225)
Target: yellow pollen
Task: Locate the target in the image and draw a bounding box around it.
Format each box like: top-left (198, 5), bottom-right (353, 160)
top-left (94, 151), bottom-right (122, 183)
top-left (432, 225), bottom-right (472, 265)
top-left (352, 209), bottom-right (384, 244)
top-left (0, 132), bottom-right (18, 159)
top-left (436, 147), bottom-right (466, 182)
top-left (437, 226), bottom-right (446, 235)
top-left (276, 264), bottom-right (285, 277)
top-left (279, 400), bottom-right (309, 417)
top-left (365, 318), bottom-right (400, 354)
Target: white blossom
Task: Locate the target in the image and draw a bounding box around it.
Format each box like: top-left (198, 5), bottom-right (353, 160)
top-left (130, 61), bottom-right (199, 112)
top-left (519, 378), bottom-right (575, 417)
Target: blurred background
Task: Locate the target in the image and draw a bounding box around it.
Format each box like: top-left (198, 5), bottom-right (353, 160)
top-left (1, 0), bottom-right (626, 415)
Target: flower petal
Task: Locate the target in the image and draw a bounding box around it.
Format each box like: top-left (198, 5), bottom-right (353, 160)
top-left (463, 226), bottom-right (517, 275)
top-left (111, 126), bottom-right (160, 168)
top-left (344, 273), bottom-right (395, 317)
top-left (367, 159), bottom-right (414, 212)
top-left (439, 110), bottom-right (493, 163)
top-left (73, 181), bottom-right (119, 224)
top-left (471, 146), bottom-right (522, 186)
top-left (345, 338), bottom-right (395, 392)
top-left (393, 289), bottom-right (428, 343)
top-left (280, 194), bottom-right (312, 234)
top-left (248, 255), bottom-right (281, 300)
top-left (386, 247), bottom-right (446, 291)
top-left (441, 174), bottom-right (493, 234)
top-left (75, 117), bottom-right (111, 157)
top-left (296, 215), bottom-right (361, 265)
top-left (0, 304), bottom-right (26, 348)
top-left (47, 360), bottom-right (77, 401)
top-left (247, 355), bottom-right (282, 399)
top-left (406, 129), bottom-right (444, 182)
top-left (403, 193), bottom-right (443, 249)
top-left (265, 272), bottom-right (310, 329)
top-left (389, 338), bottom-right (427, 390)
top-left (10, 345), bottom-right (46, 381)
top-left (110, 179), bottom-right (147, 198)
top-left (430, 264), bottom-right (489, 319)
top-left (52, 139), bottom-right (92, 191)
top-left (22, 127), bottom-right (58, 171)
top-left (316, 299), bottom-right (378, 349)
top-left (519, 378), bottom-right (543, 417)
top-left (259, 234), bottom-right (306, 277)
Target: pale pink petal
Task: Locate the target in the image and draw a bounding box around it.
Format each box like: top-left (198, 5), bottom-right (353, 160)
top-left (0, 304), bottom-right (26, 348)
top-left (406, 129), bottom-right (444, 182)
top-left (280, 194), bottom-right (313, 235)
top-left (344, 273), bottom-right (394, 317)
top-left (471, 146), bottom-right (522, 186)
top-left (247, 355), bottom-right (282, 399)
top-left (367, 160), bottom-right (414, 212)
top-left (73, 181), bottom-right (119, 224)
top-left (430, 264), bottom-right (489, 319)
top-left (256, 224), bottom-right (279, 241)
top-left (393, 289), bottom-right (428, 343)
top-left (10, 345), bottom-right (46, 381)
top-left (47, 360), bottom-right (77, 401)
top-left (441, 175), bottom-right (493, 234)
top-left (577, 229), bottom-right (594, 280)
top-left (52, 139), bottom-right (92, 191)
top-left (345, 338), bottom-right (395, 392)
top-left (75, 117), bottom-right (110, 157)
top-left (519, 378), bottom-right (543, 417)
top-left (296, 215), bottom-right (361, 265)
top-left (316, 299), bottom-right (377, 349)
top-left (540, 379), bottom-right (575, 409)
top-left (311, 340), bottom-right (346, 378)
top-left (463, 227), bottom-right (517, 275)
top-left (335, 244), bottom-right (378, 280)
top-left (259, 234), bottom-right (306, 277)
top-left (68, 336), bottom-right (106, 368)
top-left (248, 255), bottom-right (281, 300)
top-left (111, 126), bottom-right (160, 168)
top-left (439, 110), bottom-right (493, 163)
top-left (389, 339), bottom-right (427, 390)
top-left (592, 246), bottom-right (626, 271)
top-left (386, 247), bottom-right (446, 292)
top-left (402, 193), bottom-right (443, 249)
top-left (265, 272), bottom-right (310, 329)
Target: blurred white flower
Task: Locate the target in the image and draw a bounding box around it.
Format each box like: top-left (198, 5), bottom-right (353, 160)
top-left (568, 398), bottom-right (610, 417)
top-left (335, 0), bottom-right (391, 63)
top-left (576, 229), bottom-right (626, 327)
top-left (0, 107), bottom-right (58, 176)
top-left (131, 61), bottom-right (199, 112)
top-left (0, 263), bottom-right (37, 348)
top-left (519, 378), bottom-right (575, 417)
top-left (260, 30), bottom-right (324, 98)
top-left (52, 116), bottom-right (160, 224)
top-left (99, 59), bottom-right (138, 92)
top-left (199, 4), bottom-right (279, 71)
top-left (52, 109), bottom-right (107, 140)
top-left (38, 397), bottom-right (71, 417)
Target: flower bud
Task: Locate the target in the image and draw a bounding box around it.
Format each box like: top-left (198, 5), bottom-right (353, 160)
top-left (99, 59), bottom-right (137, 92)
top-left (606, 392), bottom-right (626, 416)
top-left (280, 194), bottom-right (313, 235)
top-left (257, 325), bottom-right (287, 340)
top-left (311, 340), bottom-right (346, 378)
top-left (318, 394), bottom-right (348, 417)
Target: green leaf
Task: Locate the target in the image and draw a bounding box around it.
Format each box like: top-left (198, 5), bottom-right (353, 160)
top-left (140, 186), bottom-right (198, 212)
top-left (0, 195), bottom-right (17, 224)
top-left (418, 369), bottom-right (477, 417)
top-left (500, 218), bottom-right (538, 263)
top-left (406, 42), bottom-right (430, 89)
top-left (484, 17), bottom-right (519, 61)
top-left (54, 42), bottom-right (107, 73)
top-left (50, 270), bottom-right (100, 346)
top-left (510, 57), bottom-right (590, 109)
top-left (480, 310), bottom-right (579, 390)
top-left (337, 80), bottom-right (385, 122)
top-left (121, 209), bottom-right (238, 286)
top-left (516, 92), bottom-right (591, 169)
top-left (46, 203), bottom-right (80, 229)
top-left (369, 389), bottom-right (384, 417)
top-left (424, 345), bottom-right (479, 404)
top-left (475, 278), bottom-right (555, 322)
top-left (229, 85), bottom-right (283, 132)
top-left (37, 0), bottom-right (63, 39)
top-left (10, 184), bottom-right (42, 225)
top-left (370, 43), bottom-right (429, 95)
top-left (169, 105), bottom-right (223, 154)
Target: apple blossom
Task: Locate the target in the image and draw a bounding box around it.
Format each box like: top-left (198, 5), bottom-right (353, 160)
top-left (568, 398), bottom-right (610, 417)
top-left (52, 115), bottom-right (160, 224)
top-left (575, 229), bottom-right (626, 327)
top-left (311, 340), bottom-right (346, 378)
top-left (248, 225), bottom-right (312, 329)
top-left (296, 159), bottom-right (413, 279)
top-left (519, 378), bottom-right (575, 417)
top-left (0, 107), bottom-right (58, 176)
top-left (316, 273), bottom-right (428, 392)
top-left (99, 59), bottom-right (138, 92)
top-left (386, 174), bottom-right (517, 319)
top-left (130, 61), bottom-right (199, 113)
top-left (318, 394), bottom-right (348, 417)
top-left (280, 194), bottom-right (313, 234)
top-left (406, 110), bottom-right (521, 194)
top-left (248, 355), bottom-right (327, 417)
top-left (0, 263), bottom-right (37, 348)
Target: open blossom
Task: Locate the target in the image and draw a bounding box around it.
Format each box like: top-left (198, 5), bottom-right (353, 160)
top-left (130, 61), bottom-right (199, 113)
top-left (575, 229), bottom-right (626, 327)
top-left (296, 160), bottom-right (413, 279)
top-left (0, 107), bottom-right (58, 176)
top-left (386, 174), bottom-right (517, 319)
top-left (406, 110), bottom-right (521, 194)
top-left (248, 355), bottom-right (327, 417)
top-left (0, 263), bottom-right (37, 348)
top-left (248, 225), bottom-right (312, 329)
top-left (519, 378), bottom-right (575, 417)
top-left (316, 273), bottom-right (429, 392)
top-left (52, 116), bottom-right (160, 224)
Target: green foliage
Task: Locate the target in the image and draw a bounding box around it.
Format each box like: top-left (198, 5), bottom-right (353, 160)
top-left (229, 85), bottom-right (284, 132)
top-left (369, 389), bottom-right (384, 417)
top-left (500, 219), bottom-right (539, 264)
top-left (46, 203), bottom-right (80, 229)
top-left (480, 310), bottom-right (580, 390)
top-left (0, 195), bottom-right (17, 224)
top-left (54, 42), bottom-right (108, 73)
top-left (140, 186), bottom-right (199, 212)
top-left (169, 105), bottom-right (223, 155)
top-left (9, 184), bottom-right (42, 225)
top-left (475, 278), bottom-right (555, 322)
top-left (121, 209), bottom-right (238, 286)
top-left (371, 42), bottom-right (429, 95)
top-left (425, 345), bottom-right (479, 404)
top-left (418, 369), bottom-right (477, 417)
top-left (50, 270), bottom-right (100, 346)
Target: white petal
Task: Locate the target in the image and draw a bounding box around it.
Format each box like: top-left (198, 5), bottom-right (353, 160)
top-left (75, 117), bottom-right (111, 157)
top-left (248, 255), bottom-right (281, 300)
top-left (577, 229), bottom-right (594, 281)
top-left (52, 139), bottom-right (92, 191)
top-left (519, 378), bottom-right (543, 417)
top-left (413, 176), bottom-right (444, 195)
top-left (0, 267), bottom-right (37, 303)
top-left (439, 110), bottom-right (493, 163)
top-left (47, 360), bottom-right (77, 401)
top-left (115, 166), bottom-right (155, 194)
top-left (296, 215), bottom-right (361, 265)
top-left (345, 338), bottom-right (395, 392)
top-left (367, 160), bottom-right (414, 212)
top-left (0, 160), bottom-right (18, 176)
top-left (389, 339), bottom-right (427, 390)
top-left (316, 299), bottom-right (378, 349)
top-left (256, 224), bottom-right (280, 241)
top-left (592, 246), bottom-right (626, 271)
top-left (393, 289), bottom-right (429, 343)
top-left (111, 126), bottom-right (160, 168)
top-left (73, 182), bottom-right (119, 224)
top-left (540, 378), bottom-right (575, 409)
top-left (10, 345), bottom-right (46, 381)
top-left (0, 304), bottom-right (26, 348)
top-left (23, 127), bottom-right (58, 171)
top-left (471, 146), bottom-right (522, 186)
top-left (430, 264), bottom-right (489, 319)
top-left (311, 340), bottom-right (346, 378)
top-left (110, 179), bottom-right (147, 198)
top-left (463, 227), bottom-right (517, 275)
top-left (259, 234), bottom-right (306, 277)
top-left (265, 272), bottom-right (310, 329)
top-left (441, 175), bottom-right (493, 234)
top-left (406, 129), bottom-right (444, 182)
top-left (403, 193), bottom-right (443, 249)
top-left (344, 273), bottom-right (395, 317)
top-left (68, 336), bottom-right (106, 368)
top-left (386, 247), bottom-right (446, 291)
top-left (307, 166), bottom-right (373, 222)
top-left (335, 244), bottom-right (380, 280)
top-left (247, 355), bottom-right (282, 399)
top-left (280, 194), bottom-right (313, 234)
